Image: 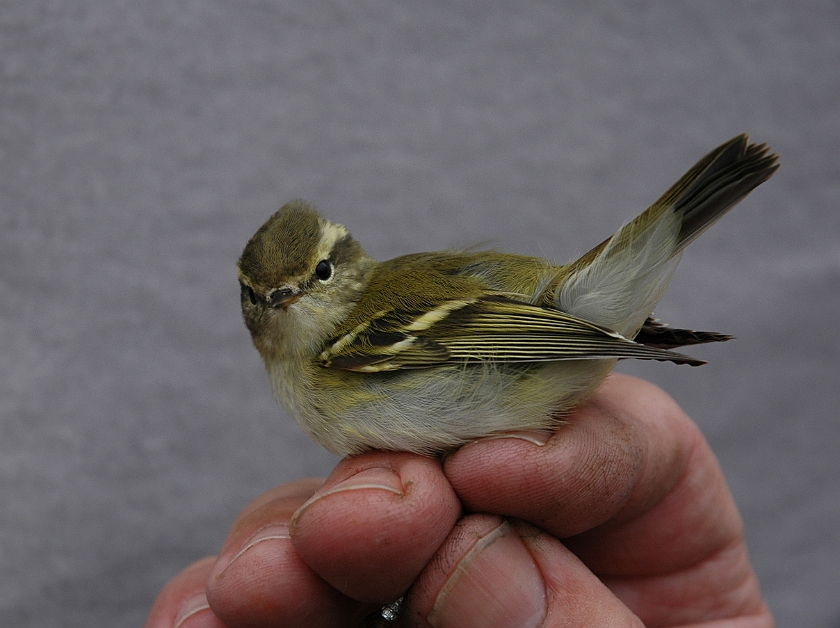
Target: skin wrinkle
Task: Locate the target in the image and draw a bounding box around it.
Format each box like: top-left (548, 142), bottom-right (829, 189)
top-left (665, 435), bottom-right (742, 570)
top-left (568, 428), bottom-right (740, 579)
top-left (442, 520), bottom-right (485, 572)
top-left (556, 380), bottom-right (701, 541)
top-left (588, 402), bottom-right (696, 532)
top-left (523, 403), bottom-right (649, 537)
top-left (573, 403), bottom-right (645, 529)
top-left (604, 538), bottom-right (762, 626)
top-left (706, 541), bottom-right (761, 617)
top-left (450, 425), bottom-right (633, 536)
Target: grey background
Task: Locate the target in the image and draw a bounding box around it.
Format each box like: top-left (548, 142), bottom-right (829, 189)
top-left (2, 1), bottom-right (838, 626)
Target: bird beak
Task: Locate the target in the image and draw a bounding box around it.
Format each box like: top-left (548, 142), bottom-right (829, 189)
top-left (269, 287), bottom-right (302, 309)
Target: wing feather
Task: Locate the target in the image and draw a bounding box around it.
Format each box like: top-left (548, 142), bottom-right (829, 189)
top-left (320, 295), bottom-right (706, 371)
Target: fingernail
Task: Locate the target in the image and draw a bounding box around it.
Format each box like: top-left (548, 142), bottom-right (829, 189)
top-left (173, 592), bottom-right (212, 628)
top-left (478, 430), bottom-right (553, 447)
top-left (292, 466), bottom-right (404, 524)
top-left (212, 524), bottom-right (290, 582)
top-left (428, 521), bottom-right (546, 628)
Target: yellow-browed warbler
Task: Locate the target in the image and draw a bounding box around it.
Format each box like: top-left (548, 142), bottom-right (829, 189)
top-left (238, 134), bottom-right (778, 455)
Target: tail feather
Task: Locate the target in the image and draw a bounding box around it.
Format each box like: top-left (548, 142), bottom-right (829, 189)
top-left (557, 134), bottom-right (779, 337)
top-left (675, 136), bottom-right (779, 250)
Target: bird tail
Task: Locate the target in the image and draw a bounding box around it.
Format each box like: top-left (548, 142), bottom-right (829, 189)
top-left (555, 134), bottom-right (779, 337)
top-left (668, 134), bottom-right (779, 251)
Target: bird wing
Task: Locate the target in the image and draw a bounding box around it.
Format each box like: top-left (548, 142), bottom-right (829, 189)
top-left (319, 295), bottom-right (706, 372)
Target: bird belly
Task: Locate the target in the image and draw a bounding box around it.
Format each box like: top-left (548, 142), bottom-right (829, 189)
top-left (268, 358), bottom-right (615, 455)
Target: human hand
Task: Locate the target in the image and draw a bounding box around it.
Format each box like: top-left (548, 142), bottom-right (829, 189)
top-left (145, 374), bottom-right (774, 627)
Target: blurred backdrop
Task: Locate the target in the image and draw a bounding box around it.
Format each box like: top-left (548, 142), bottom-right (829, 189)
top-left (2, 2), bottom-right (838, 626)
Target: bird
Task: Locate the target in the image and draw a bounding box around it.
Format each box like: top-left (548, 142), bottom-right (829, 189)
top-left (237, 134), bottom-right (779, 455)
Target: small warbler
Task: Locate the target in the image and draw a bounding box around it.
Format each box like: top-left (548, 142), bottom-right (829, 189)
top-left (238, 134), bottom-right (778, 455)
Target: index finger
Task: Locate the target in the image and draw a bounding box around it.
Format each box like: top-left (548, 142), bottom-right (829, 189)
top-left (443, 373), bottom-right (742, 576)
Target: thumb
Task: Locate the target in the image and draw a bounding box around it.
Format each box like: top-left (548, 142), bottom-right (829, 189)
top-left (404, 514), bottom-right (642, 628)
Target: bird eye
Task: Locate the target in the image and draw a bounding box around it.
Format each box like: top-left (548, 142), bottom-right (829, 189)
top-left (241, 283), bottom-right (258, 305)
top-left (315, 260), bottom-right (332, 280)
